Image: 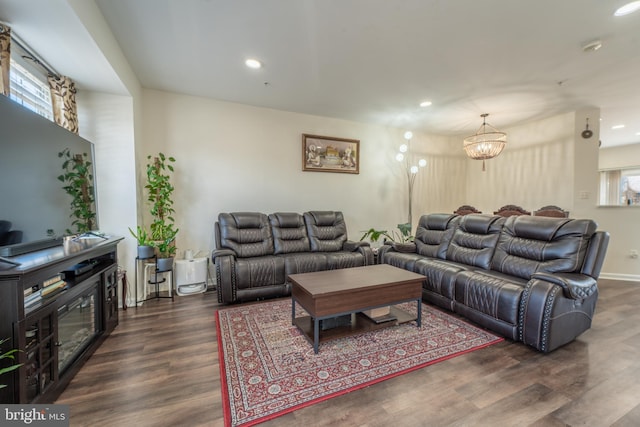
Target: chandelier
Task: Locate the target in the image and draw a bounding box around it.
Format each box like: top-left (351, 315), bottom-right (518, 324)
top-left (463, 113), bottom-right (507, 171)
top-left (395, 131), bottom-right (427, 228)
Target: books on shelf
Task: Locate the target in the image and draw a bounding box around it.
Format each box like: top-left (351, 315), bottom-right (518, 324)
top-left (42, 274), bottom-right (63, 288)
top-left (41, 280), bottom-right (66, 298)
top-left (24, 274), bottom-right (68, 308)
top-left (24, 289), bottom-right (42, 308)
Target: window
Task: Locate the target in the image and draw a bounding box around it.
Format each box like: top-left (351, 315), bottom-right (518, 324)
top-left (599, 168), bottom-right (640, 206)
top-left (9, 41), bottom-right (53, 121)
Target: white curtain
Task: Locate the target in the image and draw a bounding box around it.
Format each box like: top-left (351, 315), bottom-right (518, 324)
top-left (599, 170), bottom-right (621, 205)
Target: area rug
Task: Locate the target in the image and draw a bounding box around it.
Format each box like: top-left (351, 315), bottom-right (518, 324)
top-left (216, 299), bottom-right (503, 427)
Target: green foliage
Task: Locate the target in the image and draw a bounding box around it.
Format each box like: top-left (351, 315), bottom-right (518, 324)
top-left (58, 148), bottom-right (96, 234)
top-left (128, 226), bottom-right (152, 246)
top-left (0, 338), bottom-right (22, 389)
top-left (397, 222), bottom-right (413, 241)
top-left (360, 222), bottom-right (414, 243)
top-left (155, 228), bottom-right (178, 258)
top-left (145, 153), bottom-right (178, 257)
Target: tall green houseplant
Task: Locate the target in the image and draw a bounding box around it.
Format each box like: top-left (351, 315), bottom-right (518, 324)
top-left (58, 148), bottom-right (96, 234)
top-left (146, 153), bottom-right (178, 258)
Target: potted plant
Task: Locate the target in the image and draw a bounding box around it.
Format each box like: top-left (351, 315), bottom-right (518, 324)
top-left (128, 226), bottom-right (155, 259)
top-left (360, 222), bottom-right (414, 244)
top-left (360, 222), bottom-right (415, 253)
top-left (58, 148), bottom-right (97, 234)
top-left (145, 153), bottom-right (178, 270)
top-left (155, 229), bottom-right (178, 272)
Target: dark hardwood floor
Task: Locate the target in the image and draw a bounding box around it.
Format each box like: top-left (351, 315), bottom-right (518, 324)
top-left (57, 279), bottom-right (640, 426)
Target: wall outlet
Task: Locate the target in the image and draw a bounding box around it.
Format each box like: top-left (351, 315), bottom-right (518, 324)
top-left (630, 249), bottom-right (639, 259)
top-left (579, 191), bottom-right (589, 199)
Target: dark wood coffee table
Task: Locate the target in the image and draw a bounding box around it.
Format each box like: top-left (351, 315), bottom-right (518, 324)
top-left (289, 264), bottom-right (426, 353)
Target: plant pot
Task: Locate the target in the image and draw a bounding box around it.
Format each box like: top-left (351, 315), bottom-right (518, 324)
top-left (137, 245), bottom-right (155, 259)
top-left (156, 257), bottom-right (174, 272)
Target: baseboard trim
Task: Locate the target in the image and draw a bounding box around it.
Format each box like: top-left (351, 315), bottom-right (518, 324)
top-left (599, 272), bottom-right (640, 282)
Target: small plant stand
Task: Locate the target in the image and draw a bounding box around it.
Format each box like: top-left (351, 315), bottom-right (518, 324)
top-left (135, 256), bottom-right (174, 305)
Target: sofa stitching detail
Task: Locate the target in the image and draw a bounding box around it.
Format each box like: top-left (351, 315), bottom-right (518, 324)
top-left (518, 282), bottom-right (531, 342)
top-left (540, 286), bottom-right (559, 352)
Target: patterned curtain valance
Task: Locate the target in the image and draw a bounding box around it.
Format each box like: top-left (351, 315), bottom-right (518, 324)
top-left (48, 74), bottom-right (79, 134)
top-left (0, 24), bottom-right (11, 97)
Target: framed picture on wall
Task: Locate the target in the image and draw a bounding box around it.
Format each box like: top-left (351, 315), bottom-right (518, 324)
top-left (302, 134), bottom-right (360, 174)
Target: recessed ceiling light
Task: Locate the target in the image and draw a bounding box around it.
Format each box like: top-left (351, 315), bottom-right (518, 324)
top-left (611, 124), bottom-right (625, 130)
top-left (245, 58), bottom-right (262, 69)
top-left (419, 100), bottom-right (432, 107)
top-left (614, 1), bottom-right (640, 16)
top-left (636, 132), bottom-right (640, 136)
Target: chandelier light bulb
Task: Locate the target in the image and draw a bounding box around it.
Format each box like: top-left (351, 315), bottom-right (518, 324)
top-left (404, 131), bottom-right (413, 140)
top-left (410, 165), bottom-right (419, 174)
top-left (399, 144), bottom-right (408, 153)
top-left (395, 153), bottom-right (404, 162)
top-left (418, 159), bottom-right (427, 167)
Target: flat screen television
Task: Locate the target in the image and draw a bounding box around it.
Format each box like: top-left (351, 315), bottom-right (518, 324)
top-left (0, 94), bottom-right (98, 257)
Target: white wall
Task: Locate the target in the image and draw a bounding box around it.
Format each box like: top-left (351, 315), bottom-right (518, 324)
top-left (139, 89), bottom-right (467, 256)
top-left (76, 92), bottom-right (139, 304)
top-left (600, 144), bottom-right (640, 170)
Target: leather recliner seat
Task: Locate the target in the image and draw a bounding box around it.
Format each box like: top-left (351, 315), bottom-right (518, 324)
top-left (379, 213), bottom-right (609, 353)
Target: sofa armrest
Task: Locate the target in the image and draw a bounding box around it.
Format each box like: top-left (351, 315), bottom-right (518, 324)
top-left (343, 240), bottom-right (368, 251)
top-left (211, 249), bottom-right (237, 303)
top-left (531, 272), bottom-right (598, 300)
top-left (212, 248), bottom-right (236, 262)
top-left (377, 244), bottom-right (394, 264)
top-left (343, 240), bottom-right (375, 265)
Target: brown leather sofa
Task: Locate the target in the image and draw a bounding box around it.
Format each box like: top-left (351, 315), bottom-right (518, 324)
top-left (379, 213), bottom-right (609, 352)
top-left (212, 211), bottom-right (374, 304)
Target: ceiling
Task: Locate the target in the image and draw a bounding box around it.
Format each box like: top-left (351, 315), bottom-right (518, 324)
top-left (2, 0), bottom-right (640, 147)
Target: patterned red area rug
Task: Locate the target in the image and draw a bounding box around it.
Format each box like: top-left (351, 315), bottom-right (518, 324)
top-left (216, 299), bottom-right (503, 427)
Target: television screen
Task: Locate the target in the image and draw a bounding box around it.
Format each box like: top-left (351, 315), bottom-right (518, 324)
top-left (0, 95), bottom-right (97, 255)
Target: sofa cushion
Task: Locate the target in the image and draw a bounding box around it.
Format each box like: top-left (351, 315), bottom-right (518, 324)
top-left (454, 269), bottom-right (528, 339)
top-left (414, 258), bottom-right (466, 306)
top-left (235, 256), bottom-right (285, 290)
top-left (304, 211), bottom-right (348, 252)
top-left (269, 212), bottom-right (311, 255)
top-left (445, 214), bottom-right (505, 269)
top-left (218, 212), bottom-right (275, 257)
top-left (325, 251), bottom-right (366, 269)
top-left (382, 252), bottom-right (424, 272)
top-left (491, 216), bottom-right (597, 280)
top-left (414, 214), bottom-right (459, 259)
top-left (280, 253), bottom-right (328, 276)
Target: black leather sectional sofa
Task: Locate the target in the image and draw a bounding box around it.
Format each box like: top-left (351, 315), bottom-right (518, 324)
top-left (379, 213), bottom-right (610, 352)
top-left (212, 211), bottom-right (373, 304)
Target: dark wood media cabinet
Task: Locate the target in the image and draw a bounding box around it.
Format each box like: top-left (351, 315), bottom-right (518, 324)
top-left (0, 236), bottom-right (122, 403)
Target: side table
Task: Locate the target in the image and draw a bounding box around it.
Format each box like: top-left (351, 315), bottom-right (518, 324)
top-left (135, 256), bottom-right (174, 305)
